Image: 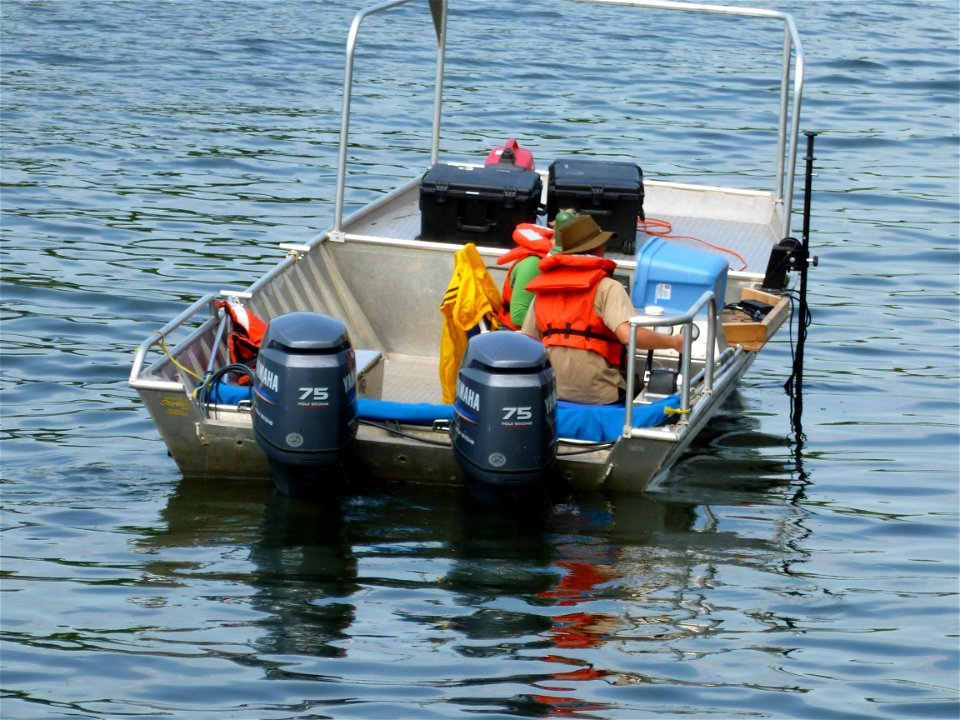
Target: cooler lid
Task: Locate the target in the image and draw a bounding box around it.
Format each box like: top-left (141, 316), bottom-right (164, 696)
top-left (421, 163), bottom-right (541, 197)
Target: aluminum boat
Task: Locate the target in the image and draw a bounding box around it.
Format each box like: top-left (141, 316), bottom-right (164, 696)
top-left (130, 0), bottom-right (808, 494)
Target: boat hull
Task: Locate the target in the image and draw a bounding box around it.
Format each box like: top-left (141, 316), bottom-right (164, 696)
top-left (135, 345), bottom-right (757, 493)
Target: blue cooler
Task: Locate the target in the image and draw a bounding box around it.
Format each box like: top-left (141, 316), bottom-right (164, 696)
top-left (631, 237), bottom-right (728, 316)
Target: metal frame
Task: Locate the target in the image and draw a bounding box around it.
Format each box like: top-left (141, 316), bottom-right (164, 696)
top-left (622, 290), bottom-right (718, 434)
top-left (333, 0), bottom-right (448, 238)
top-left (331, 0), bottom-right (804, 238)
top-left (129, 293), bottom-right (219, 392)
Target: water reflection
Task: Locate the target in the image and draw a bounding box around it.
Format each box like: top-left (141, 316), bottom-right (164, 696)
top-left (142, 471), bottom-right (809, 715)
top-left (437, 493), bottom-right (701, 718)
top-left (150, 475), bottom-right (358, 660)
top-left (252, 492), bottom-right (358, 659)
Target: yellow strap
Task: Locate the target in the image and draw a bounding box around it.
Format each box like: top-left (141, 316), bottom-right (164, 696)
top-left (664, 405), bottom-right (690, 416)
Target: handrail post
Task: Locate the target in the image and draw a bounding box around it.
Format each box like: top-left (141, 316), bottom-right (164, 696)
top-left (622, 290), bottom-right (716, 436)
top-left (623, 315), bottom-right (640, 434)
top-left (704, 296), bottom-right (717, 392)
top-left (784, 15), bottom-right (805, 238)
top-left (333, 0), bottom-right (439, 238)
top-left (430, 0), bottom-right (448, 165)
top-left (775, 26), bottom-right (791, 221)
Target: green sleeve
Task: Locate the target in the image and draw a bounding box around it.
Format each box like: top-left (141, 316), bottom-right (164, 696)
top-left (508, 256), bottom-right (542, 327)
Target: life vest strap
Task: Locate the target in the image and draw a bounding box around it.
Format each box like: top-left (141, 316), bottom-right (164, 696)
top-left (542, 323), bottom-right (618, 346)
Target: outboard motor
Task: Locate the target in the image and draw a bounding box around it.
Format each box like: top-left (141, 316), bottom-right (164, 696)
top-left (452, 332), bottom-right (557, 501)
top-left (253, 312), bottom-right (357, 496)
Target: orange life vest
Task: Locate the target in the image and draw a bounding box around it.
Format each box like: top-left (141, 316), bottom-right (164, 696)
top-left (495, 224), bottom-right (553, 330)
top-left (525, 253), bottom-right (622, 366)
top-left (217, 299), bottom-right (267, 382)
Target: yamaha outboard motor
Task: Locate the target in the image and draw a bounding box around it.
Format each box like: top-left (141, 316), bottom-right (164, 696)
top-left (452, 332), bottom-right (557, 502)
top-left (253, 312), bottom-right (357, 496)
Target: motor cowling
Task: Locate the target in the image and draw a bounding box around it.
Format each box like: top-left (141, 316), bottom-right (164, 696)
top-left (252, 312), bottom-right (357, 494)
top-left (452, 332), bottom-right (557, 490)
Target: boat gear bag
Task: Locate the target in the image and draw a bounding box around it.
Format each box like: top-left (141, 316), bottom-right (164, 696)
top-left (526, 254), bottom-right (623, 366)
top-left (484, 137), bottom-right (535, 171)
top-left (439, 243), bottom-right (503, 404)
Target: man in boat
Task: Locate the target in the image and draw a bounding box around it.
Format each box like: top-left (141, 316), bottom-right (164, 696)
top-left (521, 213), bottom-right (683, 404)
top-left (495, 209), bottom-right (577, 330)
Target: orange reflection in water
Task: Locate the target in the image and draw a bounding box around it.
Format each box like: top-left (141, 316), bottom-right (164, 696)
top-left (531, 559), bottom-right (620, 717)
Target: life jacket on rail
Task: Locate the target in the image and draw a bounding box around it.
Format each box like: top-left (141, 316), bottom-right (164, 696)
top-left (217, 298), bottom-right (267, 383)
top-left (495, 223), bottom-right (554, 330)
top-left (525, 253), bottom-right (622, 366)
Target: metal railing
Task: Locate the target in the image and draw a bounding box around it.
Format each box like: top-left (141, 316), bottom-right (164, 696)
top-left (129, 293), bottom-right (219, 391)
top-left (333, 0), bottom-right (447, 237)
top-left (332, 0), bottom-right (803, 239)
top-left (582, 0), bottom-right (804, 234)
top-left (623, 290), bottom-right (718, 435)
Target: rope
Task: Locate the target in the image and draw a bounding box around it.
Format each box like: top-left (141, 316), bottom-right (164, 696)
top-left (638, 216), bottom-right (748, 271)
top-left (154, 330), bottom-right (202, 381)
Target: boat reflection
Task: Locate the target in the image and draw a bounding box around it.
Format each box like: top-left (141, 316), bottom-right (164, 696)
top-left (145, 474), bottom-right (359, 659)
top-left (143, 456), bottom-right (808, 714)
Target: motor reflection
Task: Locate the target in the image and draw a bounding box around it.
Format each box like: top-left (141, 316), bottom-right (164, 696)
top-left (147, 474), bottom-right (358, 659)
top-left (250, 490), bottom-right (357, 658)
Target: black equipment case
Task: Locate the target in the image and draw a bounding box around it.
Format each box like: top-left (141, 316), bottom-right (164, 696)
top-left (547, 159), bottom-right (644, 254)
top-left (419, 163), bottom-right (543, 246)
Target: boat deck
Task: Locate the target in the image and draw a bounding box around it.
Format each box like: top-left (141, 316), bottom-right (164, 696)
top-left (382, 354), bottom-right (443, 404)
top-left (346, 177), bottom-right (782, 275)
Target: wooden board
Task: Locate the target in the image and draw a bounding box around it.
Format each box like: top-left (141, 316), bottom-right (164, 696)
top-left (721, 287), bottom-right (791, 351)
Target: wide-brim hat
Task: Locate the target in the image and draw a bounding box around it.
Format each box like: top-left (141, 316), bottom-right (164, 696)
top-left (557, 214), bottom-right (615, 254)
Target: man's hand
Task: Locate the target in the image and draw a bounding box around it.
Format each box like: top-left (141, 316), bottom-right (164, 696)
top-left (671, 331), bottom-right (685, 354)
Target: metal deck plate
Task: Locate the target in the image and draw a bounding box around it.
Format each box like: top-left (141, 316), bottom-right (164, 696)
top-left (347, 179), bottom-right (780, 274)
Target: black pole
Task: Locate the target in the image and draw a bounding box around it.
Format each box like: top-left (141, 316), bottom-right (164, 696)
top-left (787, 131), bottom-right (817, 440)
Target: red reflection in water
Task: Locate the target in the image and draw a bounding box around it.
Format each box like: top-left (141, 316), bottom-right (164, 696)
top-left (531, 558), bottom-right (620, 717)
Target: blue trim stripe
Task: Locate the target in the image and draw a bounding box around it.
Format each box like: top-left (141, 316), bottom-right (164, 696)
top-left (453, 402), bottom-right (479, 425)
top-left (254, 386), bottom-right (278, 406)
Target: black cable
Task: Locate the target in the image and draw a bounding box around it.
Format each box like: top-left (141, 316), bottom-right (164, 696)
top-left (781, 290), bottom-right (812, 398)
top-left (556, 442), bottom-right (616, 456)
top-left (197, 363), bottom-right (255, 406)
top-left (357, 419), bottom-right (452, 447)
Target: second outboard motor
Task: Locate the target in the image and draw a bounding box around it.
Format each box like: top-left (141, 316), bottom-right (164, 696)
top-left (253, 312), bottom-right (357, 496)
top-left (452, 332), bottom-right (557, 500)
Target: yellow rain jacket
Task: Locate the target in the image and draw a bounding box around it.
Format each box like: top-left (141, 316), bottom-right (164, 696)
top-left (439, 243), bottom-right (503, 403)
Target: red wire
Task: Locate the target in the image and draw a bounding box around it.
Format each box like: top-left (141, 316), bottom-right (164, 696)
top-left (637, 216), bottom-right (748, 272)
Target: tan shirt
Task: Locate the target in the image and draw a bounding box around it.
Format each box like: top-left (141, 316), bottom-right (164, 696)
top-left (521, 277), bottom-right (635, 404)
